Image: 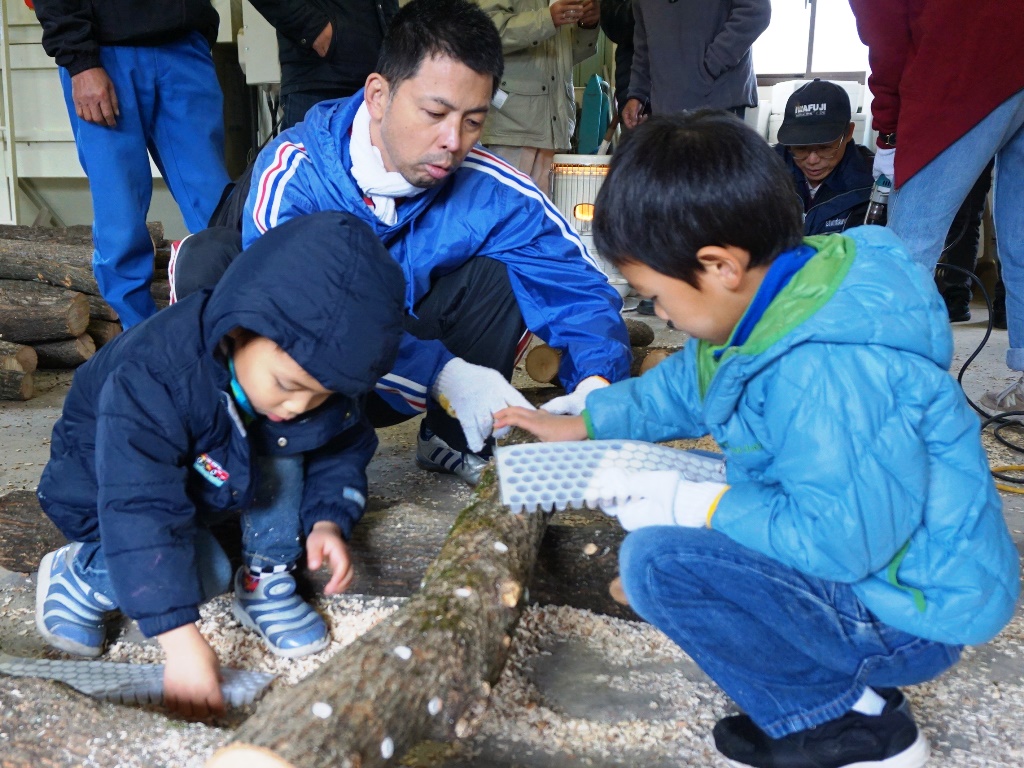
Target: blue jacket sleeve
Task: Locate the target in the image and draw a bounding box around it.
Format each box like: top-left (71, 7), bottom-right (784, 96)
top-left (300, 415), bottom-right (379, 540)
top-left (472, 174), bottom-right (631, 389)
top-left (373, 333), bottom-right (454, 416)
top-left (243, 134), bottom-right (321, 248)
top-left (710, 343), bottom-right (927, 583)
top-left (585, 343), bottom-right (707, 441)
top-left (94, 365), bottom-right (205, 638)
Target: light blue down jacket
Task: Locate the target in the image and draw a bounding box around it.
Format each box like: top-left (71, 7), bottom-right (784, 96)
top-left (586, 226), bottom-right (1020, 646)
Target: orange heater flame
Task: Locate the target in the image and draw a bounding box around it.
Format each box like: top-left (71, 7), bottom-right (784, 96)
top-left (573, 203), bottom-right (595, 222)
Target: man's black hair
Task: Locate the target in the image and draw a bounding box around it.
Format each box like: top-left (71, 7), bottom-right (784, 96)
top-left (377, 0), bottom-right (504, 95)
top-left (594, 111), bottom-right (805, 287)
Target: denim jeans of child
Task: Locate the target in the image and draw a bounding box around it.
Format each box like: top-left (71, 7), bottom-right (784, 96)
top-left (619, 526), bottom-right (961, 739)
top-left (74, 455), bottom-right (306, 600)
top-left (888, 89), bottom-right (1024, 370)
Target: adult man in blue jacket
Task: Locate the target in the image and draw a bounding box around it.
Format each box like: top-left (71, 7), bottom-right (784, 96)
top-left (171, 0), bottom-right (631, 485)
top-left (774, 80), bottom-right (874, 236)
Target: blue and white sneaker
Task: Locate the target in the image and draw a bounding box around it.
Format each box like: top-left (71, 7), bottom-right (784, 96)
top-left (231, 568), bottom-right (329, 658)
top-left (35, 543), bottom-right (118, 657)
top-left (415, 423), bottom-right (489, 486)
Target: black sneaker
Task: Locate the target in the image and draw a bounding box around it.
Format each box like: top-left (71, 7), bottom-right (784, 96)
top-left (713, 688), bottom-right (929, 768)
top-left (637, 299), bottom-right (656, 316)
top-left (992, 304), bottom-right (1007, 330)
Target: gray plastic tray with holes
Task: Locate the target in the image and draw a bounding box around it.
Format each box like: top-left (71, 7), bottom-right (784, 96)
top-left (0, 652), bottom-right (274, 708)
top-left (495, 439), bottom-right (726, 513)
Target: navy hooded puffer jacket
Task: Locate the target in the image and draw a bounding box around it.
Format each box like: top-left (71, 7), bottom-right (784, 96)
top-left (37, 212), bottom-right (405, 637)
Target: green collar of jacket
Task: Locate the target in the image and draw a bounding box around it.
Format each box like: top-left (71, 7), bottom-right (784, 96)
top-left (697, 235), bottom-right (857, 397)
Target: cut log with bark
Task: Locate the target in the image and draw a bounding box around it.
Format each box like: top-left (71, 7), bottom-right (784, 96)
top-left (629, 345), bottom-right (682, 377)
top-left (524, 343), bottom-right (562, 384)
top-left (0, 221), bottom-right (164, 249)
top-left (206, 463), bottom-right (549, 768)
top-left (525, 320), bottom-right (658, 384)
top-left (86, 318), bottom-right (122, 348)
top-left (86, 295), bottom-right (119, 322)
top-left (0, 240), bottom-right (100, 296)
top-left (623, 317), bottom-right (655, 348)
top-left (0, 369), bottom-right (33, 400)
top-left (0, 340), bottom-right (37, 374)
top-left (33, 334), bottom-right (96, 368)
top-left (0, 280), bottom-right (90, 343)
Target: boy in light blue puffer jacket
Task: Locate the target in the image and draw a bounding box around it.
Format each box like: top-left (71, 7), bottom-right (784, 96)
top-left (495, 111), bottom-right (1020, 768)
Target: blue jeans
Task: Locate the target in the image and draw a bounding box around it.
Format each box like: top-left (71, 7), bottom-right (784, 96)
top-left (888, 89), bottom-right (1024, 369)
top-left (619, 527), bottom-right (961, 739)
top-left (75, 455), bottom-right (306, 600)
top-left (242, 455), bottom-right (305, 572)
top-left (59, 32), bottom-right (230, 329)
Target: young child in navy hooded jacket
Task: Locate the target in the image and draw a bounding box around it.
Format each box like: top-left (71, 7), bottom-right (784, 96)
top-left (34, 212), bottom-right (405, 719)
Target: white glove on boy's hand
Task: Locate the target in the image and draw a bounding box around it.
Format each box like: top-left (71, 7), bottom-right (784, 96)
top-left (431, 357), bottom-right (534, 453)
top-left (589, 468), bottom-right (728, 532)
top-left (872, 147), bottom-right (895, 181)
top-left (541, 375), bottom-right (609, 415)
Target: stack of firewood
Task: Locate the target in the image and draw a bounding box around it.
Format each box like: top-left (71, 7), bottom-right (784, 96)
top-left (0, 222), bottom-right (170, 400)
top-left (523, 317), bottom-right (682, 386)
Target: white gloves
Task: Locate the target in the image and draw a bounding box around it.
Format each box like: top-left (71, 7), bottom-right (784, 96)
top-left (872, 147), bottom-right (895, 182)
top-left (541, 375), bottom-right (609, 416)
top-left (431, 357), bottom-right (534, 452)
top-left (588, 468), bottom-right (728, 532)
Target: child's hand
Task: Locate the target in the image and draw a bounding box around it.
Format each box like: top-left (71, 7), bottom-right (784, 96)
top-left (493, 407), bottom-right (589, 442)
top-left (157, 623), bottom-right (224, 720)
top-left (307, 521), bottom-right (353, 595)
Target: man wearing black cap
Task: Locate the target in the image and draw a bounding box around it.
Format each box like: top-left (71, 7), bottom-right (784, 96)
top-left (774, 79), bottom-right (875, 236)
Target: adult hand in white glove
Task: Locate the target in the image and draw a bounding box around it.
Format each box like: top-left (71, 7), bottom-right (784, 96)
top-left (587, 468), bottom-right (728, 531)
top-left (872, 147), bottom-right (895, 182)
top-left (431, 358), bottom-right (534, 453)
top-left (540, 375), bottom-right (609, 416)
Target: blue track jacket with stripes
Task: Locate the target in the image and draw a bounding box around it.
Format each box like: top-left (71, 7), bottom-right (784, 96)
top-left (243, 93), bottom-right (631, 416)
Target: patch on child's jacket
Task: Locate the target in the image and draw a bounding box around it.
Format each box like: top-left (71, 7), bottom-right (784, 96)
top-left (194, 453), bottom-right (229, 487)
top-left (343, 487), bottom-right (366, 509)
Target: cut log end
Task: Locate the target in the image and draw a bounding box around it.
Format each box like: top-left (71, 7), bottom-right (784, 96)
top-left (524, 344), bottom-right (562, 384)
top-left (0, 369), bottom-right (33, 400)
top-left (206, 745), bottom-right (298, 768)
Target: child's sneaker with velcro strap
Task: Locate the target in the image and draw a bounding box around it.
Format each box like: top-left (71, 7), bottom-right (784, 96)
top-left (231, 567), bottom-right (329, 658)
top-left (35, 543), bottom-right (118, 658)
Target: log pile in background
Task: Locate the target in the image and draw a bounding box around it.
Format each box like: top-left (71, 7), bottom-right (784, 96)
top-left (524, 317), bottom-right (681, 386)
top-left (0, 223), bottom-right (168, 398)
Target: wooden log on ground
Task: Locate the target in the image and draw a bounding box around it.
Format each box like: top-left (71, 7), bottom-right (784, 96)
top-left (33, 334), bottom-right (96, 368)
top-left (0, 280), bottom-right (90, 343)
top-left (0, 340), bottom-right (37, 374)
top-left (524, 343), bottom-right (561, 384)
top-left (0, 221), bottom-right (164, 249)
top-left (206, 463), bottom-right (549, 768)
top-left (86, 318), bottom-right (121, 348)
top-left (0, 369), bottom-right (33, 400)
top-left (525, 321), bottom-right (658, 384)
top-left (87, 294), bottom-right (119, 322)
top-left (623, 317), bottom-right (656, 347)
top-left (0, 239), bottom-right (100, 294)
top-left (629, 345), bottom-right (682, 377)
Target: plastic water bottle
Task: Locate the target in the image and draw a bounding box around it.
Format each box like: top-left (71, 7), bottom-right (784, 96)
top-left (864, 175), bottom-right (892, 226)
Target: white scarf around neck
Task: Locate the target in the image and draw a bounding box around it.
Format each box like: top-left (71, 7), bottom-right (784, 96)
top-left (349, 102), bottom-right (425, 225)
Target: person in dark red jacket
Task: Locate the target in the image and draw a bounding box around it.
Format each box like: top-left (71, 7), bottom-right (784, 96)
top-left (849, 0), bottom-right (1024, 412)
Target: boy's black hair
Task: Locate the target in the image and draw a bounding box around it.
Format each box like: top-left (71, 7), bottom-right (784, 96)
top-left (593, 111), bottom-right (805, 287)
top-left (377, 0), bottom-right (504, 95)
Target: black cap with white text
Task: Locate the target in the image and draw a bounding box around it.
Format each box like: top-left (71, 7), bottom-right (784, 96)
top-left (777, 79), bottom-right (852, 146)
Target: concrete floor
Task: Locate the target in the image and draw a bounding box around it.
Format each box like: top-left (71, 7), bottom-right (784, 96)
top-left (2, 302), bottom-right (1024, 766)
